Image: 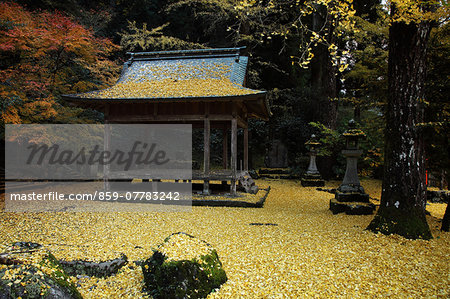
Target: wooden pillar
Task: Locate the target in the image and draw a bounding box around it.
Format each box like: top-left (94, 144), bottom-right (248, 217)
top-left (223, 128), bottom-right (228, 170)
top-left (203, 116), bottom-right (210, 195)
top-left (244, 127), bottom-right (248, 171)
top-left (231, 117), bottom-right (237, 195)
top-left (103, 110), bottom-right (110, 192)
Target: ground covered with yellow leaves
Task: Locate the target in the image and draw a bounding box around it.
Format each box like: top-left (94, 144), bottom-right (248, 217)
top-left (1, 179), bottom-right (449, 298)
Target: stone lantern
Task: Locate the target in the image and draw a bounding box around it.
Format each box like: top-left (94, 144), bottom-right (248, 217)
top-left (301, 134), bottom-right (325, 187)
top-left (329, 119), bottom-right (375, 215)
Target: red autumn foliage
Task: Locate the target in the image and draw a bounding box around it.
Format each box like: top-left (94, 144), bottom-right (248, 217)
top-left (0, 1), bottom-right (120, 124)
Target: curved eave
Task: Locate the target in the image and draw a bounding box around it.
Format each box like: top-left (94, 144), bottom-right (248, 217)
top-left (247, 96), bottom-right (271, 121)
top-left (62, 91), bottom-right (270, 121)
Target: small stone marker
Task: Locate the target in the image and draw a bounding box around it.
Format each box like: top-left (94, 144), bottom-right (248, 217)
top-left (265, 139), bottom-right (288, 168)
top-left (330, 120), bottom-right (375, 215)
top-left (301, 134), bottom-right (325, 187)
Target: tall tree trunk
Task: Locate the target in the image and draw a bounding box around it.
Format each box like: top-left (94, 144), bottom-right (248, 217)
top-left (442, 202), bottom-right (449, 232)
top-left (367, 6), bottom-right (433, 239)
top-left (311, 5), bottom-right (338, 130)
top-left (310, 4), bottom-right (338, 179)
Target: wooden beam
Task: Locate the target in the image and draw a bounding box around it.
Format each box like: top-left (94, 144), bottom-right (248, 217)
top-left (236, 115), bottom-right (248, 129)
top-left (153, 103), bottom-right (158, 119)
top-left (203, 107), bottom-right (210, 195)
top-left (108, 114), bottom-right (235, 122)
top-left (244, 127), bottom-right (248, 171)
top-left (231, 117), bottom-right (237, 196)
top-left (237, 100), bottom-right (248, 114)
top-left (223, 129), bottom-right (228, 170)
top-left (103, 120), bottom-right (110, 192)
top-left (105, 103), bottom-right (110, 121)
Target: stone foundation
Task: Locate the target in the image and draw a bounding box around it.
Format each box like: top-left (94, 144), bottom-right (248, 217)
top-left (329, 198), bottom-right (375, 215)
top-left (301, 174), bottom-right (325, 187)
top-left (335, 192), bottom-right (370, 203)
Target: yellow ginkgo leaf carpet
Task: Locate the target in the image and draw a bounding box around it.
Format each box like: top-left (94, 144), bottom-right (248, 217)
top-left (0, 179), bottom-right (448, 298)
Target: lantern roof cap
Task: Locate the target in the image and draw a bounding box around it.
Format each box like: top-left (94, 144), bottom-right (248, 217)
top-left (305, 134), bottom-right (321, 146)
top-left (342, 119), bottom-right (366, 138)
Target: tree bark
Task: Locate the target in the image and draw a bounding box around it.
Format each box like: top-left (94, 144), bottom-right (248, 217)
top-left (309, 4), bottom-right (338, 178)
top-left (442, 202), bottom-right (449, 232)
top-left (367, 5), bottom-right (433, 239)
top-left (311, 5), bottom-right (338, 130)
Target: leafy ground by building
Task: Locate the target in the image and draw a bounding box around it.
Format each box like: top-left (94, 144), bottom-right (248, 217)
top-left (0, 179), bottom-right (448, 298)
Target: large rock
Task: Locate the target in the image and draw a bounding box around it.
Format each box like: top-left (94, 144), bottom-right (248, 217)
top-left (59, 254), bottom-right (127, 278)
top-left (0, 242), bottom-right (82, 299)
top-left (142, 232), bottom-right (227, 299)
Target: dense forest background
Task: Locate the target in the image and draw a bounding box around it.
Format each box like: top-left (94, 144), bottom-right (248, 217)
top-left (1, 0), bottom-right (448, 184)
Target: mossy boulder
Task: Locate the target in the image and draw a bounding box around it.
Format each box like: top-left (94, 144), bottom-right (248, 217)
top-left (0, 242), bottom-right (82, 299)
top-left (142, 232), bottom-right (227, 299)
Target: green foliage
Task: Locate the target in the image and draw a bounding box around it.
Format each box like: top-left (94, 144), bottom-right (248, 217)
top-left (309, 107), bottom-right (385, 179)
top-left (119, 21), bottom-right (204, 52)
top-left (119, 0), bottom-right (243, 52)
top-left (308, 120), bottom-right (345, 177)
top-left (264, 88), bottom-right (319, 166)
top-left (423, 23), bottom-right (450, 182)
top-left (354, 0), bottom-right (382, 22)
top-left (343, 9), bottom-right (389, 110)
top-left (164, 0), bottom-right (237, 47)
top-left (308, 121), bottom-right (342, 157)
top-left (359, 109), bottom-right (385, 177)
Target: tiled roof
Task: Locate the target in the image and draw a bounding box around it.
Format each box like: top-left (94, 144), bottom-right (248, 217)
top-left (67, 48), bottom-right (264, 100)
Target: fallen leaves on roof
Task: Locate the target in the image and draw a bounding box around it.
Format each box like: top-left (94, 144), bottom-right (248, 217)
top-left (81, 78), bottom-right (259, 99)
top-left (78, 61), bottom-right (259, 99)
top-left (125, 62), bottom-right (233, 82)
